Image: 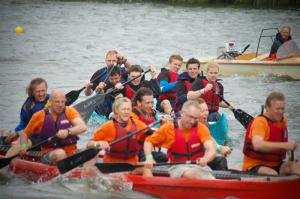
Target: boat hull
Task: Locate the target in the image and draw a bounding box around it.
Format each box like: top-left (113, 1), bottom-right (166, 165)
top-left (3, 156), bottom-right (300, 199)
top-left (193, 56), bottom-right (300, 80)
top-left (124, 174), bottom-right (300, 199)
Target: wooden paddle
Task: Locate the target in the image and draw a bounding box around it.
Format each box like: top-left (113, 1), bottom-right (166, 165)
top-left (0, 135), bottom-right (57, 169)
top-left (56, 120), bottom-right (160, 174)
top-left (73, 69), bottom-right (151, 123)
top-left (65, 64), bottom-right (118, 106)
top-left (216, 93), bottom-right (254, 129)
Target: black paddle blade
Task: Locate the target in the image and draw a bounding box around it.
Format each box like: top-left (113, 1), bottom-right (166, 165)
top-left (65, 87), bottom-right (85, 106)
top-left (232, 109), bottom-right (254, 129)
top-left (95, 163), bottom-right (143, 173)
top-left (73, 93), bottom-right (106, 123)
top-left (56, 148), bottom-right (100, 174)
top-left (0, 156), bottom-right (15, 169)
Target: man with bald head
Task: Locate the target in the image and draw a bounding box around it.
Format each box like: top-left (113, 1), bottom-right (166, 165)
top-left (19, 89), bottom-right (87, 165)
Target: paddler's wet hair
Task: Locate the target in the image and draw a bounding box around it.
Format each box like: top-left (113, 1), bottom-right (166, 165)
top-left (109, 66), bottom-right (121, 77)
top-left (206, 61), bottom-right (219, 72)
top-left (281, 25), bottom-right (291, 34)
top-left (26, 78), bottom-right (48, 97)
top-left (169, 54), bottom-right (183, 63)
top-left (186, 58), bottom-right (200, 70)
top-left (105, 49), bottom-right (118, 58)
top-left (181, 100), bottom-right (201, 113)
top-left (132, 87), bottom-right (153, 106)
top-left (112, 96), bottom-right (132, 114)
top-left (192, 98), bottom-right (206, 105)
top-left (265, 92), bottom-right (285, 108)
top-left (127, 65), bottom-right (144, 74)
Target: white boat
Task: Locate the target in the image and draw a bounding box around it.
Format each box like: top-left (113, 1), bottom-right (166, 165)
top-left (192, 28), bottom-right (300, 80)
top-left (198, 54), bottom-right (300, 80)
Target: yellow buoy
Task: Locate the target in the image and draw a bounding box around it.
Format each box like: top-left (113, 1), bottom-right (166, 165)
top-left (15, 26), bottom-right (24, 33)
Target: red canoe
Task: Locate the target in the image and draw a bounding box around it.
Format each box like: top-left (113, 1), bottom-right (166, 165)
top-left (1, 152), bottom-right (300, 199)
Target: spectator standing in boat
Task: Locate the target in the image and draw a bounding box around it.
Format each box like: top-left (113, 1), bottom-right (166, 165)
top-left (5, 78), bottom-right (51, 157)
top-left (121, 65), bottom-right (160, 99)
top-left (175, 58), bottom-right (201, 111)
top-left (269, 25), bottom-right (292, 60)
top-left (143, 100), bottom-right (216, 178)
top-left (242, 92), bottom-right (300, 176)
top-left (157, 54), bottom-right (183, 117)
top-left (87, 97), bottom-right (151, 175)
top-left (18, 89), bottom-right (86, 165)
top-left (84, 49), bottom-right (131, 96)
top-left (187, 61), bottom-right (232, 122)
top-left (131, 88), bottom-right (168, 163)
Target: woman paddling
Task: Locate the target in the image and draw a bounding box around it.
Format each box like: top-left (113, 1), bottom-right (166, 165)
top-left (87, 97), bottom-right (151, 174)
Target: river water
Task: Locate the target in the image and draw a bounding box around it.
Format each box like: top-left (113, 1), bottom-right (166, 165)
top-left (0, 1), bottom-right (299, 198)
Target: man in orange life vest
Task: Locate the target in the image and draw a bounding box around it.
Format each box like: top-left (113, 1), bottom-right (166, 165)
top-left (19, 89), bottom-right (87, 165)
top-left (176, 58), bottom-right (201, 111)
top-left (157, 54), bottom-right (183, 117)
top-left (242, 92), bottom-right (300, 175)
top-left (187, 61), bottom-right (232, 122)
top-left (143, 100), bottom-right (216, 178)
top-left (131, 87), bottom-right (168, 162)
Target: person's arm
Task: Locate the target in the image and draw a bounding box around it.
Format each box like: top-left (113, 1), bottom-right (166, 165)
top-left (187, 78), bottom-right (213, 100)
top-left (176, 80), bottom-right (188, 105)
top-left (56, 107), bottom-right (87, 139)
top-left (160, 81), bottom-right (176, 93)
top-left (252, 136), bottom-right (297, 152)
top-left (84, 70), bottom-right (103, 96)
top-left (15, 104), bottom-right (29, 132)
top-left (144, 80), bottom-right (161, 98)
top-left (204, 140), bottom-right (216, 161)
top-left (19, 130), bottom-right (29, 155)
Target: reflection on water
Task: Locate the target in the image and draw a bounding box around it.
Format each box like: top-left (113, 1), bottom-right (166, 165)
top-left (0, 1), bottom-right (299, 198)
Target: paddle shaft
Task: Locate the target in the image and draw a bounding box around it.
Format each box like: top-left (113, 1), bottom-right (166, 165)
top-left (109, 120), bottom-right (160, 146)
top-left (66, 64), bottom-right (121, 105)
top-left (0, 135), bottom-right (57, 169)
top-left (57, 119), bottom-right (159, 174)
top-left (73, 69), bottom-right (151, 123)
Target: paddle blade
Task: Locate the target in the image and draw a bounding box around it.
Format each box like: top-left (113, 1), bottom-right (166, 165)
top-left (232, 109), bottom-right (254, 129)
top-left (0, 156), bottom-right (15, 169)
top-left (73, 93), bottom-right (106, 123)
top-left (56, 148), bottom-right (100, 174)
top-left (66, 87), bottom-right (85, 106)
top-left (95, 163), bottom-right (142, 173)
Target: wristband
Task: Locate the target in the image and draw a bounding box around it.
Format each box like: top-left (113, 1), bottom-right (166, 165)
top-left (94, 142), bottom-right (99, 148)
top-left (145, 154), bottom-right (153, 160)
top-left (67, 129), bottom-right (72, 136)
top-left (20, 143), bottom-right (28, 148)
top-left (216, 144), bottom-right (221, 153)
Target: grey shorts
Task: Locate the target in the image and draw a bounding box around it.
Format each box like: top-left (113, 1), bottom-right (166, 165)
top-left (168, 164), bottom-right (215, 179)
top-left (41, 152), bottom-right (53, 165)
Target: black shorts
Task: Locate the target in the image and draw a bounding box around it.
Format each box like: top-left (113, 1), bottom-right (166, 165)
top-left (248, 163), bottom-right (283, 174)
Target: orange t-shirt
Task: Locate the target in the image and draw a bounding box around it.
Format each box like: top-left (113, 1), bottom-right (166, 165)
top-left (24, 106), bottom-right (80, 156)
top-left (145, 121), bottom-right (213, 149)
top-left (242, 116), bottom-right (287, 171)
top-left (92, 118), bottom-right (147, 164)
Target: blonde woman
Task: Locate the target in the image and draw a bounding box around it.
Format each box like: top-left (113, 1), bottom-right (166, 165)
top-left (87, 97), bottom-right (150, 173)
top-left (187, 61), bottom-right (232, 122)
